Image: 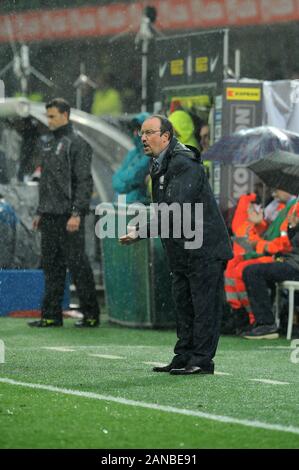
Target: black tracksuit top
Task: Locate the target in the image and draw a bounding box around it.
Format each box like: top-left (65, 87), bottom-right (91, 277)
top-left (37, 123), bottom-right (93, 216)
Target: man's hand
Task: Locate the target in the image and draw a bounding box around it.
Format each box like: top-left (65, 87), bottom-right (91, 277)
top-left (248, 204), bottom-right (263, 225)
top-left (288, 212), bottom-right (299, 229)
top-left (67, 215), bottom-right (81, 232)
top-left (32, 215), bottom-right (41, 231)
top-left (119, 230), bottom-right (140, 245)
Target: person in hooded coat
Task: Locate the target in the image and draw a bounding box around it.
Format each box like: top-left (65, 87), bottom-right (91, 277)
top-left (112, 112), bottom-right (150, 204)
top-left (168, 110), bottom-right (199, 149)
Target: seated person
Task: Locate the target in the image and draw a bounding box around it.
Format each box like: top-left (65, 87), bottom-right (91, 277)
top-left (225, 188), bottom-right (296, 334)
top-left (242, 205), bottom-right (299, 339)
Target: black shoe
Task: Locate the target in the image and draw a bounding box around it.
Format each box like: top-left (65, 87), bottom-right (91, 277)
top-left (74, 318), bottom-right (99, 328)
top-left (170, 365), bottom-right (214, 375)
top-left (242, 323), bottom-right (279, 339)
top-left (152, 364), bottom-right (174, 372)
top-left (28, 318), bottom-right (63, 328)
top-left (233, 307), bottom-right (250, 335)
top-left (236, 323), bottom-right (254, 336)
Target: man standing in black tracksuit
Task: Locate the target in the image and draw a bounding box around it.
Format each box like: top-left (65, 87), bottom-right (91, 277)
top-left (29, 98), bottom-right (100, 328)
top-left (120, 115), bottom-right (233, 375)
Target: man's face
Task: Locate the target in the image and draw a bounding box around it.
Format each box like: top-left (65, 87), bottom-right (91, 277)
top-left (46, 107), bottom-right (68, 130)
top-left (141, 117), bottom-right (170, 157)
top-left (200, 125), bottom-right (210, 152)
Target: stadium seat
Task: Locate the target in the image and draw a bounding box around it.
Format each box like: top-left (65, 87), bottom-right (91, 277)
top-left (275, 280), bottom-right (299, 340)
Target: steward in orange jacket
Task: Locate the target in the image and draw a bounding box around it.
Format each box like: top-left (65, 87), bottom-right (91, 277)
top-left (225, 190), bottom-right (296, 331)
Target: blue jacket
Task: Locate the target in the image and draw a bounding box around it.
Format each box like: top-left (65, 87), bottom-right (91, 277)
top-left (112, 112), bottom-right (150, 204)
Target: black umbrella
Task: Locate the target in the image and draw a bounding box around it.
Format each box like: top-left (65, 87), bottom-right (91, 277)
top-left (204, 126), bottom-right (299, 164)
top-left (248, 150), bottom-right (299, 195)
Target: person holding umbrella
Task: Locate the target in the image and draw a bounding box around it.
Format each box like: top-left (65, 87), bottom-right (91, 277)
top-left (242, 199), bottom-right (299, 339)
top-left (241, 146), bottom-right (299, 338)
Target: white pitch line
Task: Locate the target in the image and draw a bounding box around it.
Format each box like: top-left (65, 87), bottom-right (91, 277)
top-left (42, 347), bottom-right (76, 352)
top-left (143, 361), bottom-right (168, 367)
top-left (214, 371), bottom-right (232, 376)
top-left (259, 346), bottom-right (292, 350)
top-left (1, 377), bottom-right (299, 436)
top-left (88, 354), bottom-right (125, 360)
top-left (250, 378), bottom-right (290, 385)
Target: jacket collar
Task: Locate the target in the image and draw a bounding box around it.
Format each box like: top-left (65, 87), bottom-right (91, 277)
top-left (159, 136), bottom-right (178, 173)
top-left (53, 122), bottom-right (73, 139)
top-left (151, 137), bottom-right (201, 177)
top-left (160, 136), bottom-right (202, 169)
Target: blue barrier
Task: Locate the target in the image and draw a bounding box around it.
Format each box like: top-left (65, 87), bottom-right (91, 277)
top-left (0, 269), bottom-right (70, 316)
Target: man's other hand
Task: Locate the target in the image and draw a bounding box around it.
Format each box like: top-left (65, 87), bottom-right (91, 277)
top-left (248, 204), bottom-right (263, 225)
top-left (67, 215), bottom-right (81, 232)
top-left (288, 212), bottom-right (299, 229)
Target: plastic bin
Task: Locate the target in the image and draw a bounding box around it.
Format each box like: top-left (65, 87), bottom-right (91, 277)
top-left (100, 203), bottom-right (175, 328)
top-left (0, 269), bottom-right (70, 316)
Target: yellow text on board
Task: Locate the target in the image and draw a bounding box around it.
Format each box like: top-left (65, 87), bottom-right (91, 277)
top-left (171, 95), bottom-right (211, 108)
top-left (195, 57), bottom-right (208, 73)
top-left (226, 87), bottom-right (261, 101)
top-left (170, 59), bottom-right (184, 75)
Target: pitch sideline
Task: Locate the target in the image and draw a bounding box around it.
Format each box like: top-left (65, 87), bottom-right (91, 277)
top-left (1, 377), bottom-right (299, 436)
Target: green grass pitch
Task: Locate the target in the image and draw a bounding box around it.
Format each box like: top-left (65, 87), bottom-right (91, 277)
top-left (0, 317), bottom-right (299, 449)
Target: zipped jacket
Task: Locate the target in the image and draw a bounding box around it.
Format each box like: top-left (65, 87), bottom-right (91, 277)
top-left (37, 123), bottom-right (93, 215)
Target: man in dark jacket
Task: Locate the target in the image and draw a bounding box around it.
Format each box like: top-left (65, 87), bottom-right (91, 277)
top-left (29, 98), bottom-right (100, 328)
top-left (120, 115), bottom-right (233, 374)
top-left (242, 208), bottom-right (299, 339)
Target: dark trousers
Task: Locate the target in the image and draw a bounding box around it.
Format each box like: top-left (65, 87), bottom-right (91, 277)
top-left (243, 261), bottom-right (299, 325)
top-left (40, 214), bottom-right (100, 321)
top-left (170, 258), bottom-right (226, 369)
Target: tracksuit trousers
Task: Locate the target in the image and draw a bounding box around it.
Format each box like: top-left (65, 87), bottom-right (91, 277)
top-left (243, 261), bottom-right (299, 325)
top-left (40, 214), bottom-right (100, 322)
top-left (170, 258), bottom-right (226, 369)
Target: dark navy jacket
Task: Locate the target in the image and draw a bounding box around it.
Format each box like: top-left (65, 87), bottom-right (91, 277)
top-left (149, 137), bottom-right (233, 268)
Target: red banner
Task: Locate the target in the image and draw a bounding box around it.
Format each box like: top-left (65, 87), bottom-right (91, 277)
top-left (0, 0), bottom-right (298, 43)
